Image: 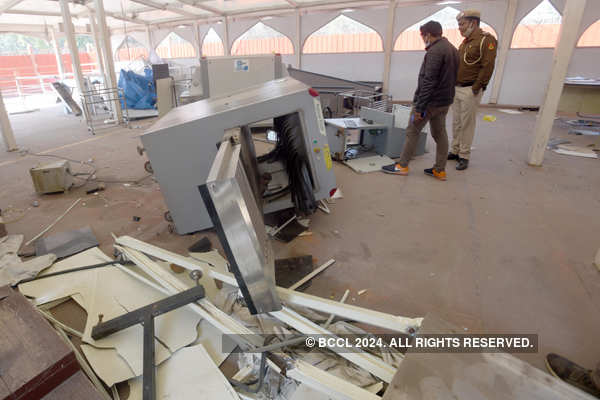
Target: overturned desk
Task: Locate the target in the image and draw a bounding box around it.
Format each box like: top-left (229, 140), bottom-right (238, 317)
top-left (325, 106), bottom-right (427, 173)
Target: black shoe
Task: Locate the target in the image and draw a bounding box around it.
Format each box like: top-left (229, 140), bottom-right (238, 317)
top-left (456, 158), bottom-right (469, 170)
top-left (545, 353), bottom-right (600, 398)
top-left (447, 153), bottom-right (459, 161)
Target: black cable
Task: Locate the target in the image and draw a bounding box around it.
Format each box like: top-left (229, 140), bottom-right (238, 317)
top-left (14, 260), bottom-right (134, 286)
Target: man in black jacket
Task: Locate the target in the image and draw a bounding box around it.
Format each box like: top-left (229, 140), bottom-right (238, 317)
top-left (382, 21), bottom-right (459, 181)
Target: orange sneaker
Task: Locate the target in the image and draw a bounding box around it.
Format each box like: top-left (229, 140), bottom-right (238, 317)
top-left (382, 163), bottom-right (409, 175)
top-left (424, 168), bottom-right (446, 181)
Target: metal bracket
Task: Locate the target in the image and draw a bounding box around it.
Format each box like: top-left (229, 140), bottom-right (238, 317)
top-left (91, 285), bottom-right (205, 400)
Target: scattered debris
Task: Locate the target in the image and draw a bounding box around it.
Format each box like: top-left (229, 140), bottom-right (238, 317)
top-left (24, 198), bottom-right (82, 247)
top-left (483, 115), bottom-right (497, 122)
top-left (498, 109), bottom-right (523, 114)
top-left (0, 217), bottom-right (6, 239)
top-left (331, 188), bottom-right (344, 200)
top-left (318, 200), bottom-right (330, 214)
top-left (86, 184), bottom-right (106, 195)
top-left (547, 138), bottom-right (571, 150)
top-left (288, 259), bottom-right (335, 290)
top-left (595, 248), bottom-right (600, 272)
top-left (132, 216), bottom-right (141, 222)
top-left (569, 128), bottom-right (600, 136)
top-left (34, 226), bottom-right (99, 259)
top-left (553, 144), bottom-right (599, 159)
top-left (32, 200), bottom-right (39, 207)
top-left (275, 256), bottom-right (314, 289)
top-left (357, 289), bottom-right (368, 296)
top-left (188, 236), bottom-right (212, 253)
top-left (324, 289), bottom-right (350, 328)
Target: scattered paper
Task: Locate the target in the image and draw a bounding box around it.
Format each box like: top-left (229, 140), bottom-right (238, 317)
top-left (498, 109), bottom-right (522, 115)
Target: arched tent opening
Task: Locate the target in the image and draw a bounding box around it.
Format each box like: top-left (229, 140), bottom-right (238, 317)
top-left (58, 35), bottom-right (97, 74)
top-left (115, 36), bottom-right (149, 61)
top-left (511, 0), bottom-right (562, 49)
top-left (303, 15), bottom-right (383, 54)
top-left (231, 22), bottom-right (293, 55)
top-left (0, 33), bottom-right (54, 97)
top-left (156, 31), bottom-right (196, 59)
top-left (577, 19), bottom-right (600, 47)
top-left (202, 28), bottom-right (225, 56)
top-left (394, 7), bottom-right (497, 51)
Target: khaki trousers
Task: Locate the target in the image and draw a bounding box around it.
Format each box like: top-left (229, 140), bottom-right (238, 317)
top-left (451, 86), bottom-right (483, 160)
top-left (399, 105), bottom-right (450, 172)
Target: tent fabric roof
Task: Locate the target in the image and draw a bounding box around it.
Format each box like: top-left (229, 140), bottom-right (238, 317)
top-left (0, 0), bottom-right (487, 32)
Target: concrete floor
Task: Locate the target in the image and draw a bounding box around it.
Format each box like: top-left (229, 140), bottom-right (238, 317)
top-left (1, 104), bottom-right (599, 374)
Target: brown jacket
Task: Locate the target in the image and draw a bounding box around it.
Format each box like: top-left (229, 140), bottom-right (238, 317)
top-left (457, 28), bottom-right (497, 92)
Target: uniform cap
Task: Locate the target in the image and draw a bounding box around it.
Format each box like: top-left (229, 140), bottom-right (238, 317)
top-left (457, 9), bottom-right (481, 20)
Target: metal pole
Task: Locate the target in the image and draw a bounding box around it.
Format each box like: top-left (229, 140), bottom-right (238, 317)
top-left (0, 89), bottom-right (17, 151)
top-left (58, 0), bottom-right (86, 98)
top-left (223, 17), bottom-right (230, 56)
top-left (94, 0), bottom-right (123, 123)
top-left (89, 11), bottom-right (107, 82)
top-left (296, 10), bottom-right (301, 69)
top-left (527, 0), bottom-right (587, 166)
top-left (382, 0), bottom-right (397, 94)
top-left (50, 27), bottom-right (65, 80)
top-left (489, 0), bottom-right (517, 104)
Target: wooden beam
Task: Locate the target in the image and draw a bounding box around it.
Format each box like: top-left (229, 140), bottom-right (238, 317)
top-left (382, 0), bottom-right (396, 94)
top-left (0, 0), bottom-right (25, 14)
top-left (272, 307), bottom-right (397, 383)
top-left (175, 0), bottom-right (223, 16)
top-left (289, 259), bottom-right (335, 290)
top-left (527, 0), bottom-right (588, 166)
top-left (129, 0), bottom-right (201, 18)
top-left (489, 0), bottom-right (517, 104)
top-left (114, 236), bottom-right (423, 333)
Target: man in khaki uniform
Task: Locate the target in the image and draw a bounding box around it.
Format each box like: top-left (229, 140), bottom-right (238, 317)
top-left (448, 9), bottom-right (497, 170)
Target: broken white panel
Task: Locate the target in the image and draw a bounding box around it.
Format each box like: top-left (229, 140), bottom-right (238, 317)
top-left (81, 344), bottom-right (136, 387)
top-left (156, 258), bottom-right (220, 302)
top-left (344, 155), bottom-right (395, 174)
top-left (193, 318), bottom-right (236, 366)
top-left (0, 234), bottom-right (24, 255)
top-left (290, 384), bottom-right (335, 400)
top-left (18, 247), bottom-right (107, 307)
top-left (0, 253), bottom-right (56, 286)
top-left (127, 344), bottom-right (240, 400)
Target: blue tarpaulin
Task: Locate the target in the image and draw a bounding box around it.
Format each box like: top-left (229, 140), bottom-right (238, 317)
top-left (118, 68), bottom-right (156, 110)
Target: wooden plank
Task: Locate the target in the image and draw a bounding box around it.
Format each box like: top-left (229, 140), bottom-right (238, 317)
top-left (41, 371), bottom-right (104, 400)
top-left (0, 285), bottom-right (80, 400)
top-left (115, 236), bottom-right (423, 333)
top-left (382, 314), bottom-right (597, 400)
top-left (272, 307), bottom-right (396, 383)
top-left (289, 259), bottom-right (335, 290)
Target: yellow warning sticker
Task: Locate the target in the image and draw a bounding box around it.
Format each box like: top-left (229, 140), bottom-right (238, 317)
top-left (323, 144), bottom-right (333, 170)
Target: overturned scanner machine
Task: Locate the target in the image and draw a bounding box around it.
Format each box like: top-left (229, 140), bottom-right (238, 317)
top-left (141, 77), bottom-right (337, 235)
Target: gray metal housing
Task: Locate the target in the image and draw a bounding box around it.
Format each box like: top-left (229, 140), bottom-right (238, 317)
top-left (141, 77), bottom-right (337, 234)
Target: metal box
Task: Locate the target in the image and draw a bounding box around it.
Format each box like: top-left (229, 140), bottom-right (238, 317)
top-left (30, 160), bottom-right (73, 194)
top-left (141, 77), bottom-right (336, 234)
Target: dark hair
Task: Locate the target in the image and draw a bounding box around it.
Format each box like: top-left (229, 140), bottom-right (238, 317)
top-left (420, 21), bottom-right (443, 37)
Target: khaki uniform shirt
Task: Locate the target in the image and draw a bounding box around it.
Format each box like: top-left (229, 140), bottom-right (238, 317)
top-left (457, 28), bottom-right (498, 92)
